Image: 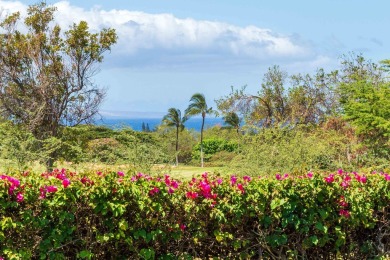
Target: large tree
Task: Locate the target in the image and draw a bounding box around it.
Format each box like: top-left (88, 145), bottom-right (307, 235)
top-left (338, 55), bottom-right (390, 158)
top-left (185, 93), bottom-right (214, 167)
top-left (162, 108), bottom-right (187, 166)
top-left (0, 2), bottom-right (117, 167)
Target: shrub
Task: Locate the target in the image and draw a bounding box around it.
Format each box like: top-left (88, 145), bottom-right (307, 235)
top-left (0, 169), bottom-right (389, 259)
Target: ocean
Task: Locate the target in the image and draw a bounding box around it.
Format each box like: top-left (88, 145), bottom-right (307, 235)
top-left (95, 117), bottom-right (225, 132)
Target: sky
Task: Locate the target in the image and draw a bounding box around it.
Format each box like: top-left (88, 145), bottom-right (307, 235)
top-left (1, 0), bottom-right (389, 118)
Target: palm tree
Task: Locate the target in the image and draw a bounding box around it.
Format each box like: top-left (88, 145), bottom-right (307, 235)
top-left (223, 112), bottom-right (241, 134)
top-left (185, 93), bottom-right (214, 167)
top-left (162, 108), bottom-right (187, 166)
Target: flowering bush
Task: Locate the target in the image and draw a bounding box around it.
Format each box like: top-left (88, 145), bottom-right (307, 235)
top-left (0, 168), bottom-right (389, 259)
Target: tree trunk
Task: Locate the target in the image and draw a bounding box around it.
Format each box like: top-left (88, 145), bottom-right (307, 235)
top-left (175, 125), bottom-right (179, 166)
top-left (200, 115), bottom-right (205, 168)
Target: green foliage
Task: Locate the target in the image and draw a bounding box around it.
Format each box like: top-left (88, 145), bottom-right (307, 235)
top-left (192, 138), bottom-right (238, 162)
top-left (0, 2), bottom-right (117, 169)
top-left (339, 80), bottom-right (390, 158)
top-left (228, 125), bottom-right (355, 175)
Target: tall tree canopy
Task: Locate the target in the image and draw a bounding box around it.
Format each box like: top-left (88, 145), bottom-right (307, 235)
top-left (0, 2), bottom-right (117, 143)
top-left (185, 93), bottom-right (214, 167)
top-left (162, 108), bottom-right (187, 166)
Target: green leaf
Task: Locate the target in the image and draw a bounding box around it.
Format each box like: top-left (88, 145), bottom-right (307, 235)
top-left (310, 235), bottom-right (319, 245)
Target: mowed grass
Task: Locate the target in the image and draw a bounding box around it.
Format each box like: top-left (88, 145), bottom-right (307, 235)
top-left (0, 160), bottom-right (227, 181)
top-left (163, 165), bottom-right (225, 180)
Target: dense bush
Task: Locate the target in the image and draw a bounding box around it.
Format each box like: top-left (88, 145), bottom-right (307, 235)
top-left (1, 168), bottom-right (389, 259)
top-left (192, 138), bottom-right (238, 162)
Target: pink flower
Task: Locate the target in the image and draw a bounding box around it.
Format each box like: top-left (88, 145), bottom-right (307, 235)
top-left (384, 174), bottom-right (390, 181)
top-left (56, 173), bottom-right (66, 180)
top-left (8, 185), bottom-right (16, 195)
top-left (338, 169), bottom-right (343, 175)
top-left (307, 172), bottom-right (313, 178)
top-left (81, 177), bottom-right (94, 186)
top-left (180, 223), bottom-right (186, 231)
top-left (230, 175), bottom-right (237, 185)
top-left (275, 174), bottom-right (282, 180)
top-left (340, 181), bottom-right (349, 189)
top-left (199, 181), bottom-right (211, 193)
top-left (216, 178), bottom-right (223, 185)
top-left (46, 186), bottom-right (58, 193)
top-left (283, 173), bottom-right (289, 179)
top-left (243, 176), bottom-right (252, 182)
top-left (237, 183), bottom-right (245, 193)
top-left (62, 178), bottom-right (71, 188)
top-left (324, 174), bottom-right (334, 183)
top-left (344, 175), bottom-right (351, 182)
top-left (16, 192), bottom-right (24, 203)
top-left (39, 187), bottom-right (47, 199)
top-left (359, 175), bottom-right (367, 184)
top-left (186, 191), bottom-right (198, 199)
top-left (168, 187), bottom-right (174, 194)
top-left (339, 209), bottom-right (350, 218)
top-left (170, 180), bottom-right (179, 189)
top-left (117, 171), bottom-right (124, 177)
top-left (97, 171), bottom-right (102, 176)
top-left (149, 187), bottom-right (160, 196)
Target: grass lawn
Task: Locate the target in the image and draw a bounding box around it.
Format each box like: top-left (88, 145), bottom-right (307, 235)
top-left (160, 165), bottom-right (225, 179)
top-left (0, 159), bottom-right (228, 180)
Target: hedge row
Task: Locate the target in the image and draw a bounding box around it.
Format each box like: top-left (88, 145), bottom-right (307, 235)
top-left (1, 169), bottom-right (389, 259)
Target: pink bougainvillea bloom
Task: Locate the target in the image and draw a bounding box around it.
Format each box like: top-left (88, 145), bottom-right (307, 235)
top-left (168, 187), bottom-right (174, 194)
top-left (359, 175), bottom-right (367, 184)
top-left (339, 200), bottom-right (348, 207)
top-left (344, 175), bottom-right (351, 182)
top-left (339, 209), bottom-right (350, 218)
top-left (149, 187), bottom-right (160, 196)
top-left (170, 180), bottom-right (179, 189)
top-left (237, 183), bottom-right (245, 193)
top-left (384, 174), bottom-right (390, 181)
top-left (62, 178), bottom-right (70, 188)
top-left (275, 174), bottom-right (282, 180)
top-left (180, 224), bottom-right (186, 231)
top-left (324, 174), bottom-right (334, 183)
top-left (243, 176), bottom-right (252, 182)
top-left (8, 185), bottom-right (16, 195)
top-left (338, 169), bottom-right (343, 175)
top-left (283, 173), bottom-right (289, 179)
top-left (46, 186), bottom-right (58, 193)
top-left (131, 176), bottom-right (136, 182)
top-left (117, 171), bottom-right (124, 177)
top-left (39, 187), bottom-right (47, 199)
top-left (230, 175), bottom-right (237, 185)
top-left (202, 172), bottom-right (208, 179)
top-left (199, 181), bottom-right (211, 193)
top-left (56, 172), bottom-right (66, 180)
top-left (96, 171), bottom-right (102, 176)
top-left (186, 191), bottom-right (198, 200)
top-left (81, 177), bottom-right (94, 186)
top-left (216, 178), bottom-right (223, 185)
top-left (307, 172), bottom-right (313, 178)
top-left (16, 192), bottom-right (24, 203)
top-left (340, 181), bottom-right (349, 189)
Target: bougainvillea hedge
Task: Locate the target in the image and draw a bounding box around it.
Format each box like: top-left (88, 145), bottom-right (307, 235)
top-left (1, 169), bottom-right (389, 259)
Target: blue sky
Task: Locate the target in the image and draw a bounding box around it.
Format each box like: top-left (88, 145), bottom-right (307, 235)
top-left (2, 0), bottom-right (389, 117)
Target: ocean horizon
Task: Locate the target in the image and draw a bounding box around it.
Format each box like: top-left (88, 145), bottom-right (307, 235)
top-left (95, 117), bottom-right (225, 132)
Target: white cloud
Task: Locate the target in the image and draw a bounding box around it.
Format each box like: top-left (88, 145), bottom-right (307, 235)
top-left (0, 0), bottom-right (316, 69)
